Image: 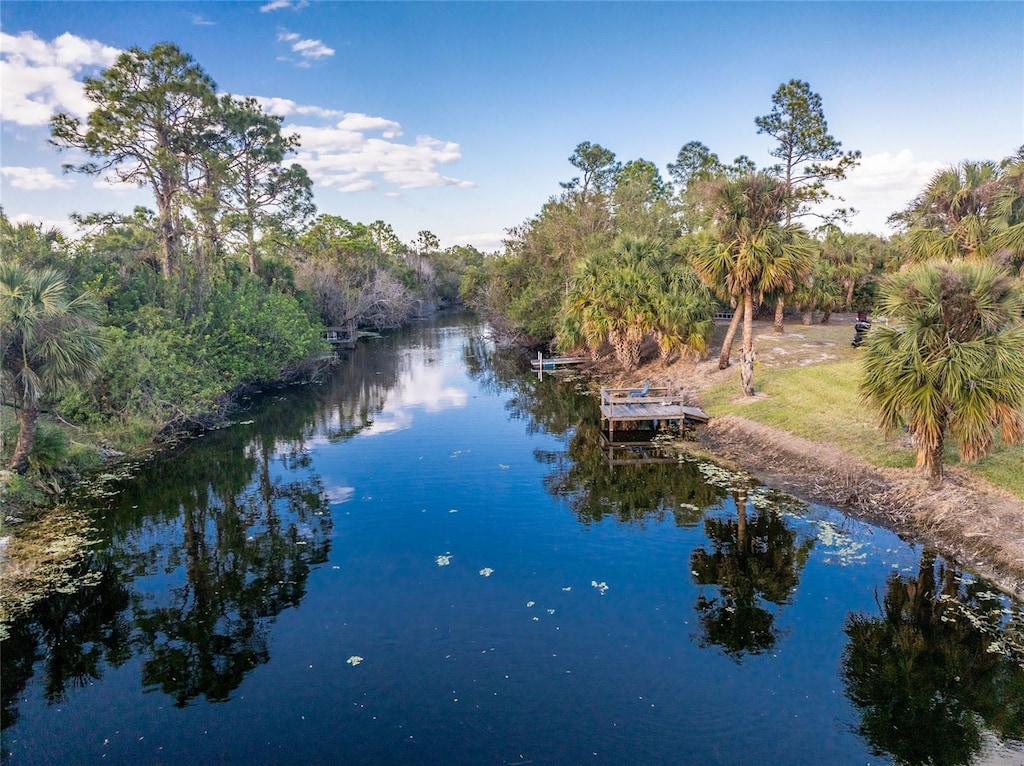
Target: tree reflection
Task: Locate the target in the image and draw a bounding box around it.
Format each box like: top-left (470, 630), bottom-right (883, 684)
top-left (1, 318), bottom-right (471, 721)
top-left (126, 446), bottom-right (327, 708)
top-left (544, 421), bottom-right (727, 526)
top-left (690, 490), bottom-right (814, 660)
top-left (1, 562), bottom-right (131, 728)
top-left (842, 550), bottom-right (1024, 765)
top-left (463, 340), bottom-right (729, 526)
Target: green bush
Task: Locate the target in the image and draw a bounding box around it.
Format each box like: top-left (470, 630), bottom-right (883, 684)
top-left (60, 276), bottom-right (328, 433)
top-left (26, 422), bottom-right (70, 474)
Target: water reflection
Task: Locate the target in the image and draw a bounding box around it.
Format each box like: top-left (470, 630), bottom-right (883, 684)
top-left (2, 370), bottom-right (336, 721)
top-left (842, 551), bottom-right (1024, 765)
top-left (3, 318), bottom-right (1023, 765)
top-left (465, 345), bottom-right (728, 526)
top-left (691, 489), bottom-right (814, 659)
top-left (1, 317), bottom-right (482, 730)
top-left (543, 423), bottom-right (726, 526)
top-left (130, 439), bottom-right (332, 707)
top-left (1, 563), bottom-right (131, 729)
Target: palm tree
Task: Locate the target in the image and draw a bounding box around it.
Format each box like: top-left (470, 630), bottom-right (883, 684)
top-left (691, 172), bottom-right (816, 394)
top-left (991, 147), bottom-right (1024, 276)
top-left (557, 235), bottom-right (712, 370)
top-left (859, 260), bottom-right (1024, 484)
top-left (902, 161), bottom-right (1002, 263)
top-left (1, 263), bottom-right (106, 473)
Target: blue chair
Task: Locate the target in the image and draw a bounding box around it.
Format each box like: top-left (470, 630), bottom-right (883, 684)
top-left (629, 380), bottom-right (651, 399)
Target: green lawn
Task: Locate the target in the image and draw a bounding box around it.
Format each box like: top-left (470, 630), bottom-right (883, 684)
top-left (701, 353), bottom-right (1024, 498)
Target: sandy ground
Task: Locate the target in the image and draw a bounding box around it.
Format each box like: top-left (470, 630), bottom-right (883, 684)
top-left (595, 315), bottom-right (1024, 600)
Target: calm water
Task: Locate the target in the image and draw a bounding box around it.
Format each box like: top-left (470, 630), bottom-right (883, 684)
top-left (3, 316), bottom-right (1023, 765)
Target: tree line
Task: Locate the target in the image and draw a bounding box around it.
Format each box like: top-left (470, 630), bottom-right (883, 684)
top-left (2, 43), bottom-right (1023, 487)
top-left (1, 43), bottom-right (483, 481)
top-left (462, 79), bottom-right (1024, 482)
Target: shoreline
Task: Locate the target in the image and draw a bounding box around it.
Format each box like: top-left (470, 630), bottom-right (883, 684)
top-left (691, 413), bottom-right (1024, 600)
top-left (594, 346), bottom-right (1024, 601)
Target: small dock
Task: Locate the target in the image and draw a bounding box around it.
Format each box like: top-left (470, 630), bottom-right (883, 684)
top-left (325, 325), bottom-right (357, 349)
top-left (600, 385), bottom-right (708, 441)
top-left (531, 352), bottom-right (587, 376)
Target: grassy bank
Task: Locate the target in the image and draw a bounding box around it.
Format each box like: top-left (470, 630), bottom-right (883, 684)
top-left (698, 318), bottom-right (1024, 498)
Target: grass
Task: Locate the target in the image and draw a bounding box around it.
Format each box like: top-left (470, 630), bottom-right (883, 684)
top-left (699, 317), bottom-right (1024, 499)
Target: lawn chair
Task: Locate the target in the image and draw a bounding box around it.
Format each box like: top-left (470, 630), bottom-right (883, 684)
top-left (628, 380), bottom-right (651, 399)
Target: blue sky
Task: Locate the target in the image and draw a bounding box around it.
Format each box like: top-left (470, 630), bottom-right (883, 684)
top-left (2, 1), bottom-right (1022, 252)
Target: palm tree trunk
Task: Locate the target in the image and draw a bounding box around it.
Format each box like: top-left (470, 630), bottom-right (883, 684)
top-left (9, 397), bottom-right (39, 474)
top-left (741, 287), bottom-right (756, 397)
top-left (915, 427), bottom-right (945, 485)
top-left (718, 296), bottom-right (744, 370)
top-left (773, 296), bottom-right (785, 334)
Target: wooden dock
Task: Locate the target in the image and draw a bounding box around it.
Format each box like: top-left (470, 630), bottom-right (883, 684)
top-left (325, 325), bottom-right (357, 349)
top-left (599, 385), bottom-right (708, 441)
top-left (531, 352), bottom-right (587, 377)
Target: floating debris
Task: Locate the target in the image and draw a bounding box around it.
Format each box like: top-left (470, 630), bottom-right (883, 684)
top-left (347, 656), bottom-right (363, 666)
top-left (498, 464), bottom-right (510, 470)
top-left (816, 521), bottom-right (869, 566)
top-left (436, 553), bottom-right (452, 567)
top-left (526, 601), bottom-right (535, 608)
top-left (479, 567), bottom-right (494, 577)
top-left (562, 586), bottom-right (572, 592)
top-left (591, 580), bottom-right (609, 596)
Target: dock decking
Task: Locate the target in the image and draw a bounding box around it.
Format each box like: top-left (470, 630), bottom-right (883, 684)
top-left (531, 352), bottom-right (588, 370)
top-left (599, 386), bottom-right (708, 441)
top-left (325, 325), bottom-right (357, 348)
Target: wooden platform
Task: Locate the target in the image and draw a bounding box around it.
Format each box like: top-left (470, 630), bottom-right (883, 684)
top-left (531, 352), bottom-right (588, 370)
top-left (325, 325), bottom-right (357, 348)
top-left (599, 386), bottom-right (708, 441)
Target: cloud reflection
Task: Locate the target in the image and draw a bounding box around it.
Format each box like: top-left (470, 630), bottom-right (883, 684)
top-left (361, 364), bottom-right (467, 437)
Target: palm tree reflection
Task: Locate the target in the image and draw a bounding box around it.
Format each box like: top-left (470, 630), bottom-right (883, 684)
top-left (842, 551), bottom-right (1024, 765)
top-left (690, 490), bottom-right (814, 660)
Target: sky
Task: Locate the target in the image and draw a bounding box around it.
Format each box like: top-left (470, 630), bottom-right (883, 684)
top-left (2, 1), bottom-right (1022, 253)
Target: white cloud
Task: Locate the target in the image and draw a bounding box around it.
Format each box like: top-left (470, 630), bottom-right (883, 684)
top-left (281, 109), bottom-right (474, 192)
top-left (337, 113), bottom-right (402, 139)
top-left (450, 232), bottom-right (504, 252)
top-left (277, 28), bottom-right (334, 66)
top-left (247, 95), bottom-right (343, 119)
top-left (191, 14), bottom-right (216, 26)
top-left (293, 38), bottom-right (334, 60)
top-left (9, 212), bottom-right (83, 238)
top-left (824, 149), bottom-right (944, 234)
top-left (324, 485), bottom-right (354, 503)
top-left (261, 0), bottom-right (308, 12)
top-left (1, 166), bottom-right (74, 191)
top-left (0, 31), bottom-right (120, 126)
top-left (361, 364), bottom-right (468, 436)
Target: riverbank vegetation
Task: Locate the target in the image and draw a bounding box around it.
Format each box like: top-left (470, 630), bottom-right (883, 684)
top-left (2, 40), bottom-right (1022, 593)
top-left (465, 78), bottom-right (1024, 485)
top-left (1, 43), bottom-right (483, 512)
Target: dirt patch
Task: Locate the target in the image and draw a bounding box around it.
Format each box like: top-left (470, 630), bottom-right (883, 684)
top-left (587, 315), bottom-right (1024, 599)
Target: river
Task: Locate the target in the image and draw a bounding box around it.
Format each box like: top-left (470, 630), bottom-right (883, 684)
top-left (2, 315), bottom-right (1022, 765)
